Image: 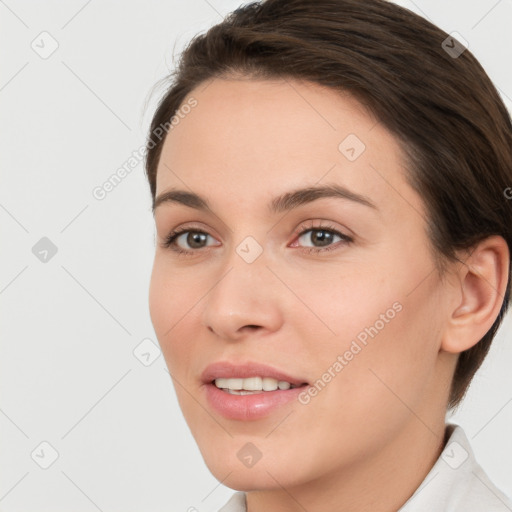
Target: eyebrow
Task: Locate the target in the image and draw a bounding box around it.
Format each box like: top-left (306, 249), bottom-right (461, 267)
top-left (152, 183), bottom-right (378, 214)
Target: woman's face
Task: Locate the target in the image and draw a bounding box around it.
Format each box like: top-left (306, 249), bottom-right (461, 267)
top-left (149, 77), bottom-right (456, 490)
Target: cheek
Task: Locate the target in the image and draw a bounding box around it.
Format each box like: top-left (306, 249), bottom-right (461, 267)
top-left (148, 258), bottom-right (200, 369)
top-left (148, 258), bottom-right (172, 337)
top-left (282, 285), bottom-right (441, 474)
top-left (294, 244), bottom-right (442, 401)
top-left (149, 254), bottom-right (200, 323)
top-left (327, 277), bottom-right (442, 419)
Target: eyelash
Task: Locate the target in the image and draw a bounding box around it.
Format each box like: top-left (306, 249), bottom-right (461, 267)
top-left (161, 222), bottom-right (354, 257)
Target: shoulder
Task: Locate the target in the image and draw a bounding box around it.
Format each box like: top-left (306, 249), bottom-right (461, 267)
top-left (455, 459), bottom-right (512, 511)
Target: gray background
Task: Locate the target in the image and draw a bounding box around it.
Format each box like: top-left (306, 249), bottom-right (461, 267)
top-left (1, 0), bottom-right (511, 510)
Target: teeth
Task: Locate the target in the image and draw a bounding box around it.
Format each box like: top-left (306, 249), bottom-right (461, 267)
top-left (263, 377), bottom-right (278, 391)
top-left (244, 376), bottom-right (262, 390)
top-left (214, 376), bottom-right (296, 392)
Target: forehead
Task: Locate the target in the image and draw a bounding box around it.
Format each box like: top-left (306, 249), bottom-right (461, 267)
top-left (155, 77), bottom-right (423, 220)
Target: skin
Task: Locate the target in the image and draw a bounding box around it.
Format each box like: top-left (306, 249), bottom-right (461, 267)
top-left (148, 76), bottom-right (509, 512)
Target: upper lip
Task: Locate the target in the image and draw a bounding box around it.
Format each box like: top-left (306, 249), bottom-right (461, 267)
top-left (201, 361), bottom-right (308, 386)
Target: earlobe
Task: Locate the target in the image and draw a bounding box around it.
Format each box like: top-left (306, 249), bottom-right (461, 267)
top-left (441, 235), bottom-right (509, 354)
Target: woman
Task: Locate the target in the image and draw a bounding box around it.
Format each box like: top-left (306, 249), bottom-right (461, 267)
top-left (144, 0), bottom-right (512, 510)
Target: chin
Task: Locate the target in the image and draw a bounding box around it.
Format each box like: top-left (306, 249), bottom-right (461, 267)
top-left (208, 464), bottom-right (289, 491)
top-left (199, 445), bottom-right (309, 492)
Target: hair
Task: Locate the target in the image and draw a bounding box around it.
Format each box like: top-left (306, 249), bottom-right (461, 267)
top-left (144, 0), bottom-right (512, 409)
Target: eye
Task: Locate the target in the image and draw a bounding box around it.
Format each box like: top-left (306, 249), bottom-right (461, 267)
top-left (291, 221), bottom-right (353, 254)
top-left (162, 227), bottom-right (219, 255)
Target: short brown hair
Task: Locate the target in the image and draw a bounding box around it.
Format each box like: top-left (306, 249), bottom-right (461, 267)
top-left (144, 0), bottom-right (512, 409)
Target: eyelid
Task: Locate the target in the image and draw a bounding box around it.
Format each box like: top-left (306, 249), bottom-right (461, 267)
top-left (291, 219), bottom-right (350, 238)
top-left (159, 220), bottom-right (217, 241)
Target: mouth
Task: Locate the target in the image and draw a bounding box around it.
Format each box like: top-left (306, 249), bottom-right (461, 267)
top-left (201, 361), bottom-right (310, 420)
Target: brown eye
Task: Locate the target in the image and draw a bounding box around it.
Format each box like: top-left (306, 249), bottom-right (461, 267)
top-left (295, 226), bottom-right (352, 253)
top-left (298, 229), bottom-right (339, 247)
top-left (183, 231), bottom-right (208, 249)
top-left (162, 228), bottom-right (220, 255)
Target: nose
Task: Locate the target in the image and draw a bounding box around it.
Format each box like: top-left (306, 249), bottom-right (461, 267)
top-left (201, 248), bottom-right (284, 342)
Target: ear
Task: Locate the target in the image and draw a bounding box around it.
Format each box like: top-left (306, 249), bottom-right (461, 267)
top-left (441, 235), bottom-right (510, 354)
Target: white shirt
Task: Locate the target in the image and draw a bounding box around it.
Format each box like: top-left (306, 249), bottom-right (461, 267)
top-left (218, 423), bottom-right (512, 511)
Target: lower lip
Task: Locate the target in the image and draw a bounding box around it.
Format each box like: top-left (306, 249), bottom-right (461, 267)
top-left (203, 382), bottom-right (308, 421)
